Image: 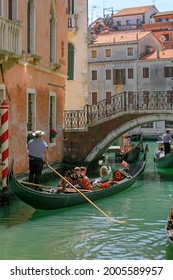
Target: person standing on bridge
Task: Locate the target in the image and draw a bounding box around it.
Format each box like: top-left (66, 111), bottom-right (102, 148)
top-left (162, 129), bottom-right (172, 155)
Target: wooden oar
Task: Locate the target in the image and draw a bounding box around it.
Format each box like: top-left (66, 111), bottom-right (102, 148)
top-left (19, 181), bottom-right (57, 190)
top-left (47, 164), bottom-right (126, 224)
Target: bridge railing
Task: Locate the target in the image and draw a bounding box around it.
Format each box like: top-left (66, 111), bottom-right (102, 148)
top-left (64, 90), bottom-right (173, 130)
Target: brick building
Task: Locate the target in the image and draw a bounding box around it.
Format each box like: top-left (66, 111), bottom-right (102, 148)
top-left (0, 0), bottom-right (68, 180)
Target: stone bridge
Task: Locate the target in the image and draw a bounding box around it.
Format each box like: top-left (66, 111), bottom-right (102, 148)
top-left (64, 90), bottom-right (173, 164)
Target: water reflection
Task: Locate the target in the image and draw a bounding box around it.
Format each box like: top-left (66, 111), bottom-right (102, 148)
top-left (0, 199), bottom-right (35, 228)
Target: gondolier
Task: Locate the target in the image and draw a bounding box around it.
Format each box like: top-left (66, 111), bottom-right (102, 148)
top-left (162, 129), bottom-right (172, 155)
top-left (27, 130), bottom-right (48, 184)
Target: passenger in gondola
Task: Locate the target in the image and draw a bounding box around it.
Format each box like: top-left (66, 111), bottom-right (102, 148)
top-left (92, 166), bottom-right (112, 189)
top-left (57, 167), bottom-right (81, 192)
top-left (162, 129), bottom-right (172, 155)
top-left (155, 147), bottom-right (165, 159)
top-left (121, 159), bottom-right (129, 169)
top-left (77, 166), bottom-right (92, 190)
top-left (123, 133), bottom-right (131, 148)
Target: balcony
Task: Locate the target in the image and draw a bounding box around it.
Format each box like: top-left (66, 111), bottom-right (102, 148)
top-left (0, 17), bottom-right (22, 68)
top-left (68, 13), bottom-right (78, 32)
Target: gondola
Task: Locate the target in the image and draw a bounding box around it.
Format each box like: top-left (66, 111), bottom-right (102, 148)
top-left (154, 151), bottom-right (173, 168)
top-left (154, 141), bottom-right (173, 168)
top-left (121, 133), bottom-right (144, 164)
top-left (166, 207), bottom-right (173, 244)
top-left (7, 145), bottom-right (148, 211)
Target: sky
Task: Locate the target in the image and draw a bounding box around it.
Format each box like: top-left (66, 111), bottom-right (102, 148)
top-left (88, 0), bottom-right (173, 24)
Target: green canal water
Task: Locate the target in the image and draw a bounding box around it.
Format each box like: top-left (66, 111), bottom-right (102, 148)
top-left (0, 141), bottom-right (173, 260)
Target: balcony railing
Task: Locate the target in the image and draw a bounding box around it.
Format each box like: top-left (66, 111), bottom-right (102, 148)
top-left (68, 13), bottom-right (78, 31)
top-left (0, 17), bottom-right (22, 63)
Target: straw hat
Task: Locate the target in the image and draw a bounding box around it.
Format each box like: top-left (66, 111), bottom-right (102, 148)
top-left (32, 130), bottom-right (45, 137)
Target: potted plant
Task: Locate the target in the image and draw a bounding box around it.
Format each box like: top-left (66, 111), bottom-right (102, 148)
top-left (50, 128), bottom-right (57, 139)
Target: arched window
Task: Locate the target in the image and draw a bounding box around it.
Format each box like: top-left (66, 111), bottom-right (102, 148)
top-left (68, 43), bottom-right (74, 80)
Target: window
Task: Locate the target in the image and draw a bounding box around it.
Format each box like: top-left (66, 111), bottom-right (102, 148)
top-left (141, 123), bottom-right (153, 128)
top-left (68, 0), bottom-right (74, 14)
top-left (0, 0), bottom-right (3, 16)
top-left (165, 121), bottom-right (173, 128)
top-left (68, 43), bottom-right (74, 80)
top-left (92, 92), bottom-right (97, 105)
top-left (105, 49), bottom-right (111, 57)
top-left (164, 67), bottom-right (173, 77)
top-left (159, 18), bottom-right (169, 22)
top-left (128, 68), bottom-right (133, 79)
top-left (143, 67), bottom-right (149, 78)
top-left (126, 20), bottom-right (130, 25)
top-left (106, 92), bottom-right (111, 105)
top-left (113, 69), bottom-right (125, 85)
top-left (50, 1), bottom-right (56, 63)
top-left (27, 0), bottom-right (36, 54)
top-left (106, 69), bottom-right (111, 80)
top-left (8, 0), bottom-right (18, 20)
top-left (8, 0), bottom-right (12, 19)
top-left (27, 89), bottom-right (36, 132)
top-left (91, 50), bottom-right (97, 58)
top-left (127, 47), bottom-right (133, 56)
top-left (164, 34), bottom-right (169, 42)
top-left (92, 70), bottom-right (97, 80)
top-left (117, 21), bottom-right (121, 27)
top-left (136, 19), bottom-right (141, 27)
top-left (49, 93), bottom-right (56, 144)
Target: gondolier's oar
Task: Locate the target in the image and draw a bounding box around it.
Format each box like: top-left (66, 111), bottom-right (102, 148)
top-left (19, 181), bottom-right (57, 190)
top-left (47, 164), bottom-right (126, 224)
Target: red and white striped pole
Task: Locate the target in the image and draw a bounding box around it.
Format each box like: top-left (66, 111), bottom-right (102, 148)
top-left (0, 100), bottom-right (9, 188)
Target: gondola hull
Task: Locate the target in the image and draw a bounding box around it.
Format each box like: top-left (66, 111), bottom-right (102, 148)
top-left (154, 152), bottom-right (173, 168)
top-left (8, 151), bottom-right (147, 211)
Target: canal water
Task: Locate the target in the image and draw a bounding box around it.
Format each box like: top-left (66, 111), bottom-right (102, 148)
top-left (0, 141), bottom-right (173, 260)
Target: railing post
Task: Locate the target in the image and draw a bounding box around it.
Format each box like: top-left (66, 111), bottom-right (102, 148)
top-left (123, 91), bottom-right (127, 111)
top-left (84, 104), bottom-right (90, 125)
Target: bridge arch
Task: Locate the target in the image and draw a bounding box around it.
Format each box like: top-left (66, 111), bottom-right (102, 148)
top-left (84, 113), bottom-right (173, 163)
top-left (64, 90), bottom-right (173, 164)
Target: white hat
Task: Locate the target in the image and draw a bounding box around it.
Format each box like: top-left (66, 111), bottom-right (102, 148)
top-left (32, 130), bottom-right (45, 137)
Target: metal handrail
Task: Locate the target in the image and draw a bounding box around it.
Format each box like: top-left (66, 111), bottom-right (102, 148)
top-left (64, 90), bottom-right (173, 130)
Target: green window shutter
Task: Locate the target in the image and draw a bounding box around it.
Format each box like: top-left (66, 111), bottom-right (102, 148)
top-left (68, 43), bottom-right (74, 80)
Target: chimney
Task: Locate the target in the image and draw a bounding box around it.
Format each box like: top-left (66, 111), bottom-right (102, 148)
top-left (157, 50), bottom-right (160, 59)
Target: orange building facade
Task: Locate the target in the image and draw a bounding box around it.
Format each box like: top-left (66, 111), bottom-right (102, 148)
top-left (0, 0), bottom-right (68, 179)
